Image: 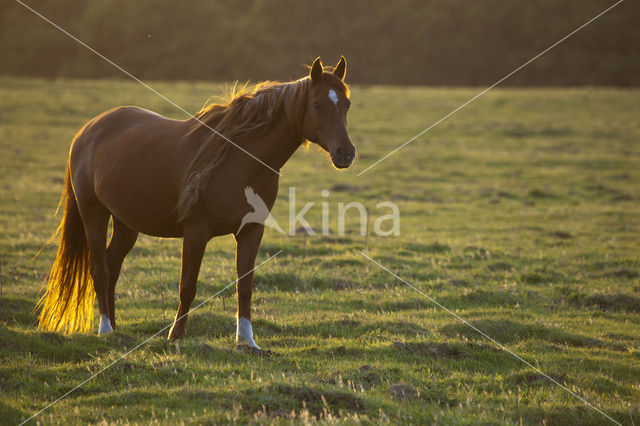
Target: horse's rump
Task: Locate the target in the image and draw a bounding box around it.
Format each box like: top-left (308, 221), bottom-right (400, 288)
top-left (72, 107), bottom-right (191, 236)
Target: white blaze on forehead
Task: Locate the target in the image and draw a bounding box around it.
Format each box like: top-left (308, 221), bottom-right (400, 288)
top-left (328, 89), bottom-right (339, 107)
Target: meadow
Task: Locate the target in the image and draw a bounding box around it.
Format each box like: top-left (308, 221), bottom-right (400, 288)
top-left (0, 77), bottom-right (638, 424)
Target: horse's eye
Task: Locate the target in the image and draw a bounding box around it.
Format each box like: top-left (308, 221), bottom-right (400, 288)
top-left (313, 102), bottom-right (321, 110)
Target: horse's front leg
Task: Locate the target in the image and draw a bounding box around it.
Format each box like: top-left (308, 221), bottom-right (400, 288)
top-left (235, 223), bottom-right (265, 349)
top-left (168, 226), bottom-right (208, 340)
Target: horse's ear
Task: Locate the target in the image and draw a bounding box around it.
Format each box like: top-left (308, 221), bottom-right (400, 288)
top-left (333, 56), bottom-right (346, 80)
top-left (310, 57), bottom-right (323, 83)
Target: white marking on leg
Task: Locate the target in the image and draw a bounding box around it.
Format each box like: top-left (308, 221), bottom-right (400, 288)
top-left (98, 313), bottom-right (113, 335)
top-left (236, 317), bottom-right (260, 349)
top-left (328, 89), bottom-right (339, 109)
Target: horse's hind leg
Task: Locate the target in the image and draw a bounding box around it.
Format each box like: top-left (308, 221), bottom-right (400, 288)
top-left (106, 218), bottom-right (138, 330)
top-left (77, 203), bottom-right (113, 334)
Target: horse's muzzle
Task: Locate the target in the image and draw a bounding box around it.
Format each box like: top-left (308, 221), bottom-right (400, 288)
top-left (331, 145), bottom-right (355, 169)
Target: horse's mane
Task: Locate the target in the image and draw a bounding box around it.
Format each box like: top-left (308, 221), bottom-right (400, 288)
top-left (178, 72), bottom-right (349, 221)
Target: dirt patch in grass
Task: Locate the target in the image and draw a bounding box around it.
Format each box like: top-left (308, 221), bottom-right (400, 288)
top-left (388, 383), bottom-right (417, 400)
top-left (550, 230), bottom-right (573, 239)
top-left (511, 370), bottom-right (567, 387)
top-left (393, 341), bottom-right (468, 359)
top-left (240, 384), bottom-right (365, 418)
top-left (610, 193), bottom-right (633, 202)
top-left (424, 242), bottom-right (451, 254)
top-left (486, 262), bottom-right (513, 272)
top-left (527, 188), bottom-right (556, 199)
top-left (357, 365), bottom-right (381, 390)
top-left (449, 278), bottom-right (471, 287)
top-left (520, 268), bottom-right (566, 285)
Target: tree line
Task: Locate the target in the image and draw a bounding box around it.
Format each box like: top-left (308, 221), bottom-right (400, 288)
top-left (1, 0), bottom-right (637, 86)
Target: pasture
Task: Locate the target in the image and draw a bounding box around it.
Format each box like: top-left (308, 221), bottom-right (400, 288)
top-left (0, 77), bottom-right (638, 424)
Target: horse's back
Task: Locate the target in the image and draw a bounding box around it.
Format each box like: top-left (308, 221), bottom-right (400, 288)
top-left (69, 106), bottom-right (193, 237)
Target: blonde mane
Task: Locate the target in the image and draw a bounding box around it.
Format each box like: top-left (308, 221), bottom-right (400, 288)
top-left (178, 74), bottom-right (348, 221)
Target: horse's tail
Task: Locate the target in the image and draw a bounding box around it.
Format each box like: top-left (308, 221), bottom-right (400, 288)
top-left (36, 165), bottom-right (95, 334)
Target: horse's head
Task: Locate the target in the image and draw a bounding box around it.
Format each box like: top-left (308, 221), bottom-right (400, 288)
top-left (302, 56), bottom-right (355, 169)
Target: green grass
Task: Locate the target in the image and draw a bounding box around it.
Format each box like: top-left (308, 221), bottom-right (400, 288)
top-left (1, 77), bottom-right (639, 424)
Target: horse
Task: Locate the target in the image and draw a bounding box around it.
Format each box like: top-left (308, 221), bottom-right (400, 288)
top-left (36, 56), bottom-right (354, 349)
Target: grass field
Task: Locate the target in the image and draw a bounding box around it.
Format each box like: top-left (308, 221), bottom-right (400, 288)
top-left (1, 77), bottom-right (639, 424)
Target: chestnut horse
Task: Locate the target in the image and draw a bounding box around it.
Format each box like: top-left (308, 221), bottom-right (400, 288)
top-left (37, 57), bottom-right (354, 349)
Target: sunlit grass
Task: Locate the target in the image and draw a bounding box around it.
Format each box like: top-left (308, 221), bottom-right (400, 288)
top-left (0, 77), bottom-right (638, 424)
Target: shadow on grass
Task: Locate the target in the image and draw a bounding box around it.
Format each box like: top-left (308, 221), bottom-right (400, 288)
top-left (516, 404), bottom-right (630, 426)
top-left (439, 319), bottom-right (601, 348)
top-left (437, 290), bottom-right (524, 308)
top-left (1, 295), bottom-right (36, 327)
top-left (0, 325), bottom-right (110, 362)
top-left (238, 383), bottom-right (366, 418)
top-left (80, 383), bottom-right (365, 420)
top-left (81, 388), bottom-right (193, 410)
top-left (571, 292), bottom-right (640, 314)
top-left (275, 318), bottom-right (427, 340)
top-left (255, 271), bottom-right (366, 292)
top-left (0, 400), bottom-right (27, 425)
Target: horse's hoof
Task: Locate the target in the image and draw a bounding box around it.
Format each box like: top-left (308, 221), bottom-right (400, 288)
top-left (237, 345), bottom-right (274, 357)
top-left (167, 333), bottom-right (184, 341)
top-left (98, 314), bottom-right (114, 335)
top-left (167, 326), bottom-right (186, 340)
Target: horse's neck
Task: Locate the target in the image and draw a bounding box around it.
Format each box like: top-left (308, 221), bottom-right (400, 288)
top-left (245, 111), bottom-right (303, 173)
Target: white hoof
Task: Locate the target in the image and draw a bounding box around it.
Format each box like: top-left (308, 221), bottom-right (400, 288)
top-left (236, 317), bottom-right (260, 349)
top-left (98, 313), bottom-right (113, 335)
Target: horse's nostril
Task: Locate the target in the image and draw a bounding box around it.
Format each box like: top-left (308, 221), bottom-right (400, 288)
top-left (336, 146), bottom-right (345, 158)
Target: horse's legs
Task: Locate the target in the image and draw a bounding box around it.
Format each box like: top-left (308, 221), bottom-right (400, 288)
top-left (78, 203), bottom-right (112, 334)
top-left (105, 218), bottom-right (138, 329)
top-left (235, 224), bottom-right (264, 348)
top-left (167, 227), bottom-right (207, 340)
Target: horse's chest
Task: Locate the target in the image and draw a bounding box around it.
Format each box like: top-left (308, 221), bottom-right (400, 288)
top-left (203, 176), bottom-right (279, 233)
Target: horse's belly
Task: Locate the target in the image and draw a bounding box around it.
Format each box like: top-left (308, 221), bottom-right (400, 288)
top-left (102, 192), bottom-right (183, 237)
top-left (99, 174), bottom-right (180, 232)
top-left (94, 160), bottom-right (184, 237)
